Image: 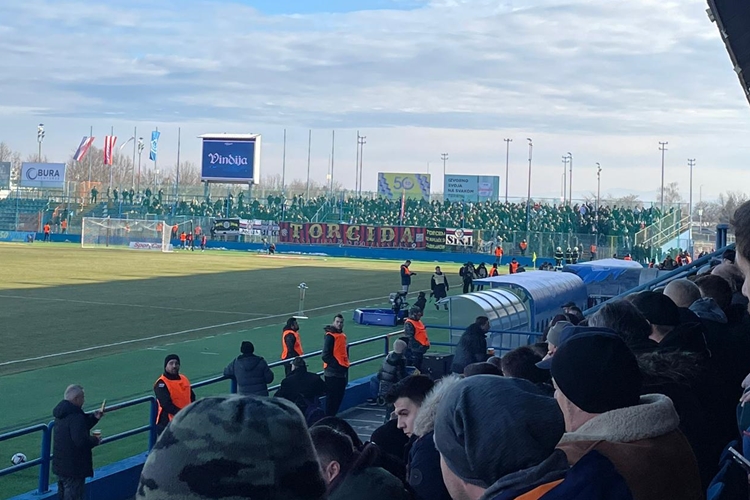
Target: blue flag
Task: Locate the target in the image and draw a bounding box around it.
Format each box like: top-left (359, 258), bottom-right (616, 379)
top-left (149, 130), bottom-right (160, 161)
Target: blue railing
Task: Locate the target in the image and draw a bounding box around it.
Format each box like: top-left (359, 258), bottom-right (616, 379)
top-left (0, 329), bottom-right (404, 495)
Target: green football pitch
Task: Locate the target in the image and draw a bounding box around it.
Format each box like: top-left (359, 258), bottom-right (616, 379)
top-left (0, 242), bottom-right (481, 497)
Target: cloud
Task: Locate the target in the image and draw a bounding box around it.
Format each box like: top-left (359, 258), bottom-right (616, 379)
top-left (0, 0), bottom-right (748, 199)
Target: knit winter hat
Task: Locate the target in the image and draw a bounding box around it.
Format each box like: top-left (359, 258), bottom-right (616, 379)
top-left (551, 332), bottom-right (643, 414)
top-left (163, 354), bottom-right (180, 369)
top-left (393, 339), bottom-right (407, 354)
top-left (434, 376), bottom-right (565, 489)
top-left (136, 396), bottom-right (326, 500)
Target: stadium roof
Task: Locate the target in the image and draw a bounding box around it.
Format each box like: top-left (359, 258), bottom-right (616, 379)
top-left (707, 0), bottom-right (750, 107)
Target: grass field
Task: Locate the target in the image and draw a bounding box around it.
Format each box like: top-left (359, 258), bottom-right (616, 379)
top-left (0, 242), bottom-right (477, 497)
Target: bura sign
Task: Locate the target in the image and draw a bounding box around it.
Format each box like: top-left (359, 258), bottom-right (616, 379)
top-left (21, 163), bottom-right (66, 188)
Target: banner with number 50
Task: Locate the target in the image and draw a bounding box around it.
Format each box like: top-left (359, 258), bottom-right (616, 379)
top-left (377, 172), bottom-right (431, 200)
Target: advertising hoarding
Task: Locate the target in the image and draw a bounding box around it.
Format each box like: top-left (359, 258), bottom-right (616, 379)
top-left (377, 173), bottom-right (431, 200)
top-left (200, 134), bottom-right (261, 184)
top-left (20, 163), bottom-right (66, 189)
top-left (444, 175), bottom-right (500, 203)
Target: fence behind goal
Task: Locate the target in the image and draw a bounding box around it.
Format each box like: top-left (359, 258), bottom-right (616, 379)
top-left (81, 218), bottom-right (172, 252)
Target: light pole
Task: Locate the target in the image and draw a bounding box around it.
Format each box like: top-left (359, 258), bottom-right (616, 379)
top-left (503, 138), bottom-right (512, 203)
top-left (596, 162), bottom-right (602, 218)
top-left (659, 141), bottom-right (668, 213)
top-left (37, 124), bottom-right (45, 161)
top-left (567, 152), bottom-right (573, 206)
top-left (688, 158), bottom-right (695, 254)
top-left (441, 153), bottom-right (449, 198)
top-left (137, 138), bottom-right (144, 194)
top-left (526, 138), bottom-right (533, 231)
top-left (561, 155), bottom-right (569, 205)
top-left (357, 134), bottom-right (366, 196)
top-left (306, 129), bottom-right (311, 199)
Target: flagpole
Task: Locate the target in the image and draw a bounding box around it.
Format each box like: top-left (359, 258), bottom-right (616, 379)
top-left (175, 127), bottom-right (181, 208)
top-left (281, 128), bottom-right (287, 197)
top-left (132, 126), bottom-right (137, 188)
top-left (330, 130), bottom-right (335, 198)
top-left (109, 126), bottom-right (114, 188)
top-left (87, 126), bottom-right (93, 185)
top-left (154, 126), bottom-right (158, 188)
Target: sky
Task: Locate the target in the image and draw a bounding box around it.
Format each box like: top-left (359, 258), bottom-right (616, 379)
top-left (0, 0), bottom-right (748, 202)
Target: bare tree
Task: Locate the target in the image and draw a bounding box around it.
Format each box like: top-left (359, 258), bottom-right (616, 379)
top-left (656, 182), bottom-right (682, 205)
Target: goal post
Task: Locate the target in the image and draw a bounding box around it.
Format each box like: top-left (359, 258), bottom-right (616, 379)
top-left (81, 217), bottom-right (173, 252)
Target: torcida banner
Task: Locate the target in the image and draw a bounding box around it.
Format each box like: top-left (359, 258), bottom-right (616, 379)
top-left (278, 222), bottom-right (426, 248)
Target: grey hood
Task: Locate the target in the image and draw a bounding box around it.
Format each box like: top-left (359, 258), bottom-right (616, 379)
top-left (558, 394), bottom-right (679, 444)
top-left (412, 375), bottom-right (462, 437)
top-left (689, 297), bottom-right (728, 324)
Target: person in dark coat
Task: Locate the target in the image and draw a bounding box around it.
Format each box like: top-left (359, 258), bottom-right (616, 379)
top-left (377, 339), bottom-right (408, 403)
top-left (459, 262), bottom-right (475, 294)
top-left (430, 266), bottom-right (449, 310)
top-left (451, 316), bottom-right (490, 374)
top-left (310, 426), bottom-right (410, 500)
top-left (223, 341), bottom-right (274, 396)
top-left (52, 384), bottom-right (104, 500)
top-left (475, 263), bottom-right (489, 290)
top-left (276, 357), bottom-right (327, 417)
top-left (414, 291), bottom-right (427, 312)
top-left (400, 260), bottom-right (415, 293)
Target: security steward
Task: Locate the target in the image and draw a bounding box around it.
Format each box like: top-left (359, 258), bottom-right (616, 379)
top-left (281, 317), bottom-right (304, 375)
top-left (590, 243), bottom-right (597, 261)
top-left (564, 247), bottom-right (573, 265)
top-left (321, 314), bottom-right (350, 417)
top-left (400, 260), bottom-right (416, 293)
top-left (555, 247), bottom-right (564, 267)
top-left (153, 354), bottom-right (195, 434)
top-left (494, 244), bottom-right (503, 265)
top-left (404, 306), bottom-right (430, 370)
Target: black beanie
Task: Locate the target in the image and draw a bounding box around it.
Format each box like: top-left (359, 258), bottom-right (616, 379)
top-left (241, 341), bottom-right (255, 355)
top-left (551, 332), bottom-right (642, 414)
top-left (164, 354), bottom-right (180, 369)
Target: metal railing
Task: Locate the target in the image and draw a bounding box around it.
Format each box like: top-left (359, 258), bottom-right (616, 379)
top-left (0, 329), bottom-right (404, 495)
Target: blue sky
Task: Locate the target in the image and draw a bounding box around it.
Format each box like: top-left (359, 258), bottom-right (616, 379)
top-left (0, 0), bottom-right (748, 201)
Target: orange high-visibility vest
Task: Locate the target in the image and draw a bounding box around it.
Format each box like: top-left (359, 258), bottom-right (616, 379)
top-left (519, 242), bottom-right (527, 250)
top-left (155, 374), bottom-right (191, 423)
top-left (61, 220), bottom-right (67, 230)
top-left (494, 246), bottom-right (503, 257)
top-left (405, 319), bottom-right (430, 347)
top-left (489, 267), bottom-right (499, 277)
top-left (324, 332), bottom-right (350, 369)
top-left (510, 262), bottom-right (519, 273)
top-left (281, 329), bottom-right (304, 359)
top-left (401, 265), bottom-right (411, 276)
top-left (624, 256), bottom-right (632, 261)
top-left (44, 224), bottom-right (50, 234)
top-left (590, 245), bottom-right (597, 254)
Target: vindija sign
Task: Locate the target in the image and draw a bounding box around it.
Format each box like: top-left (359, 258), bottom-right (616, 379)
top-left (207, 153), bottom-right (249, 165)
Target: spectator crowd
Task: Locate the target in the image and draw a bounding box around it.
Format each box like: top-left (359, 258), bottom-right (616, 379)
top-left (49, 202), bottom-right (750, 500)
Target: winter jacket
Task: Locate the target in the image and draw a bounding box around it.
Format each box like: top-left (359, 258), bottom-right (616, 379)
top-left (328, 445), bottom-right (411, 500)
top-left (431, 273), bottom-right (449, 299)
top-left (322, 326), bottom-right (349, 378)
top-left (408, 375), bottom-right (462, 500)
top-left (637, 350), bottom-right (720, 491)
top-left (275, 366), bottom-right (327, 412)
top-left (451, 323), bottom-right (488, 374)
top-left (52, 400), bottom-right (100, 479)
top-left (404, 320), bottom-right (429, 355)
top-left (223, 353), bottom-right (274, 396)
top-left (476, 265), bottom-right (489, 279)
top-left (377, 352), bottom-right (407, 397)
top-left (459, 264), bottom-right (475, 283)
top-left (400, 265), bottom-right (413, 286)
top-left (556, 394), bottom-right (703, 500)
top-left (485, 450), bottom-right (633, 500)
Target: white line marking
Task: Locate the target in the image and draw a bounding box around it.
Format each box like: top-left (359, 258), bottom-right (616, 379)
top-left (0, 293), bottom-right (267, 316)
top-left (200, 352), bottom-right (219, 356)
top-left (0, 295), bottom-right (396, 367)
top-left (146, 347), bottom-right (167, 351)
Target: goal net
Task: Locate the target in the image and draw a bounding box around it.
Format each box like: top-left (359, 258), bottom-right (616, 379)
top-left (81, 217), bottom-right (173, 252)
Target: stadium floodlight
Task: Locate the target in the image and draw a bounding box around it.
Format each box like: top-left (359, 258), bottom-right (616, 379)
top-left (82, 217), bottom-right (173, 252)
top-left (295, 283), bottom-right (309, 320)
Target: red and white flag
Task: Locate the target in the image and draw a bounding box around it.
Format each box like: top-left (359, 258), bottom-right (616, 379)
top-left (73, 136), bottom-right (95, 162)
top-left (103, 136), bottom-right (117, 165)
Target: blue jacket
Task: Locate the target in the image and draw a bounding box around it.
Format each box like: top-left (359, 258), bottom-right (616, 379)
top-left (407, 431), bottom-right (452, 500)
top-left (490, 450), bottom-right (633, 500)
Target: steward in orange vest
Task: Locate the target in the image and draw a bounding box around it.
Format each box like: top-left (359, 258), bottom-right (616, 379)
top-left (281, 317), bottom-right (304, 360)
top-left (153, 354), bottom-right (194, 432)
top-left (509, 259), bottom-right (520, 274)
top-left (404, 307), bottom-right (430, 370)
top-left (494, 244), bottom-right (504, 264)
top-left (322, 315), bottom-right (349, 416)
top-left (489, 263), bottom-right (499, 277)
top-left (590, 244), bottom-right (597, 261)
top-left (519, 240), bottom-right (528, 256)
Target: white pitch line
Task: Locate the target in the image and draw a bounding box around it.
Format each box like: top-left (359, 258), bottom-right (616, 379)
top-left (0, 294), bottom-right (400, 367)
top-left (200, 352), bottom-right (219, 355)
top-left (0, 293), bottom-right (268, 317)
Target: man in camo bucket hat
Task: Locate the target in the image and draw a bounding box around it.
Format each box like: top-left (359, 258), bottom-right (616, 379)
top-left (136, 395), bottom-right (327, 500)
